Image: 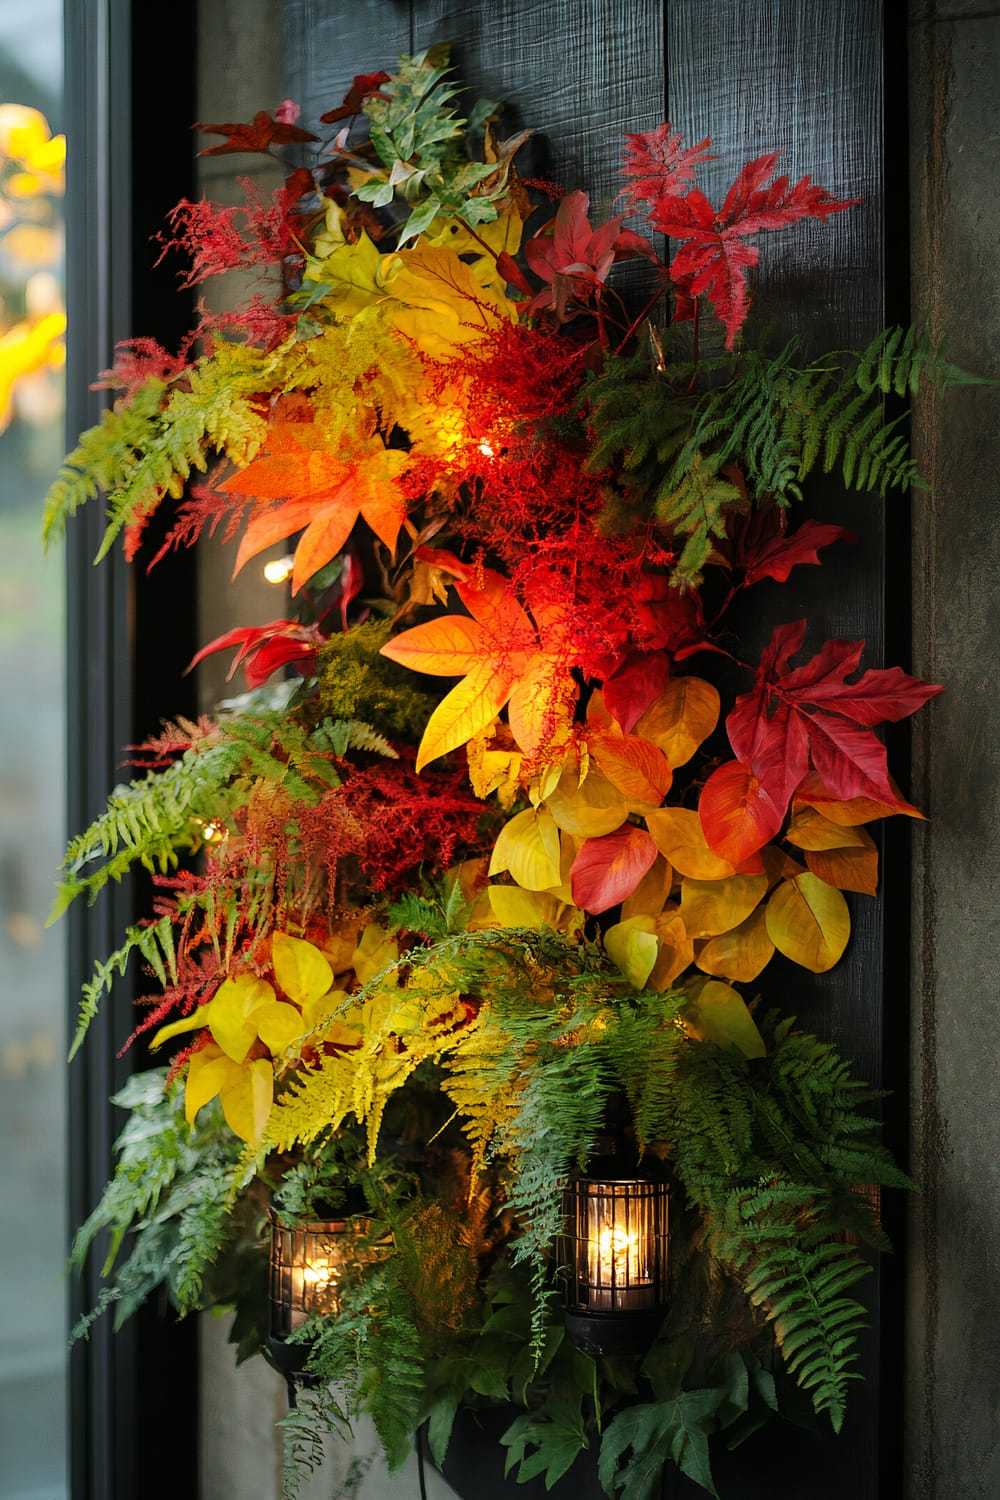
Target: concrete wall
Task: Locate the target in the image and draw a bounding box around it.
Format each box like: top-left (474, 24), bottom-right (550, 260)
top-left (907, 5), bottom-right (1000, 1496)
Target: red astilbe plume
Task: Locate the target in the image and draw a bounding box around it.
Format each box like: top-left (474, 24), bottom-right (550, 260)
top-left (142, 464), bottom-right (257, 568)
top-left (92, 337), bottom-right (191, 397)
top-left (340, 759), bottom-right (490, 893)
top-left (196, 294), bottom-right (298, 353)
top-left (156, 173), bottom-right (312, 288)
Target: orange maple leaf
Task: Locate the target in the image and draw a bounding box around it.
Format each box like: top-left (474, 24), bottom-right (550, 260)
top-left (380, 561), bottom-right (576, 771)
top-left (222, 424), bottom-right (407, 592)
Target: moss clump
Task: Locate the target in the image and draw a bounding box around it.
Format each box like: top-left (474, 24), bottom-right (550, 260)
top-left (317, 618), bottom-right (435, 742)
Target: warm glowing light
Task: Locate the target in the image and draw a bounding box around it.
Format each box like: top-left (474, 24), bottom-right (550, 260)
top-left (478, 440), bottom-right (496, 458)
top-left (595, 1224), bottom-right (639, 1284)
top-left (200, 818), bottom-right (228, 843)
top-left (302, 1259), bottom-right (337, 1290)
top-left (263, 555), bottom-right (294, 584)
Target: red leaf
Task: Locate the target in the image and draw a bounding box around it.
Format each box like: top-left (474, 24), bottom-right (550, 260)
top-left (727, 621), bottom-right (943, 822)
top-left (650, 154), bottom-right (856, 348)
top-left (699, 760), bottom-right (785, 865)
top-left (186, 619), bottom-right (321, 687)
top-left (496, 250), bottom-right (535, 297)
top-left (602, 651), bottom-right (671, 734)
top-left (727, 510), bottom-right (857, 586)
top-left (196, 110), bottom-right (319, 156)
top-left (570, 824), bottom-right (659, 914)
top-left (320, 72), bottom-right (392, 124)
top-left (620, 123), bottom-right (715, 208)
top-left (524, 191), bottom-right (654, 320)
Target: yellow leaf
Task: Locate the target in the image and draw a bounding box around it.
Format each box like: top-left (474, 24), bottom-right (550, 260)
top-left (208, 974), bottom-right (276, 1063)
top-left (765, 873), bottom-right (851, 973)
top-left (645, 807), bottom-right (735, 880)
top-left (488, 806), bottom-right (562, 891)
top-left (415, 656), bottom-right (517, 771)
top-left (255, 1001), bottom-right (308, 1057)
top-left (805, 841), bottom-right (879, 897)
top-left (683, 978), bottom-right (766, 1059)
top-left (272, 932), bottom-right (334, 1006)
top-left (648, 909), bottom-right (694, 990)
top-left (151, 1006), bottom-right (212, 1052)
top-left (352, 925), bottom-right (400, 987)
top-left (484, 885), bottom-right (581, 933)
top-left (219, 1057), bottom-right (274, 1145)
top-left (620, 856), bottom-right (674, 921)
top-left (385, 242), bottom-right (517, 355)
top-left (696, 907), bottom-right (775, 982)
top-left (300, 987), bottom-right (351, 1033)
top-left (542, 756), bottom-right (627, 838)
top-left (785, 807), bottom-right (872, 851)
top-left (184, 1045), bottom-right (237, 1127)
top-left (604, 917), bottom-right (659, 989)
top-left (634, 678), bottom-right (720, 768)
top-left (678, 874), bottom-right (768, 938)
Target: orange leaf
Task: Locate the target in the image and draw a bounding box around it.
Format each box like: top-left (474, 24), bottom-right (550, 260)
top-left (645, 806), bottom-right (734, 880)
top-left (380, 613), bottom-right (488, 676)
top-left (699, 760), bottom-right (784, 866)
top-left (225, 426), bottom-right (405, 586)
top-left (696, 905), bottom-right (775, 982)
top-left (633, 676), bottom-right (720, 768)
top-left (793, 769), bottom-right (923, 825)
top-left (591, 729), bottom-right (673, 808)
top-left (805, 839), bottom-right (879, 896)
top-left (508, 654), bottom-right (577, 757)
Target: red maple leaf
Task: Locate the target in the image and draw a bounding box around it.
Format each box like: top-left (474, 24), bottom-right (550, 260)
top-left (724, 509), bottom-right (857, 587)
top-left (649, 152), bottom-right (857, 348)
top-left (196, 110), bottom-right (319, 156)
top-left (620, 122), bottom-right (715, 209)
top-left (723, 620), bottom-right (942, 828)
top-left (523, 190), bottom-right (654, 322)
top-left (320, 71), bottom-right (392, 124)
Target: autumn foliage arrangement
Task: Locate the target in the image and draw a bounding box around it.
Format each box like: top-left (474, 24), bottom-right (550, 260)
top-left (50, 49), bottom-right (966, 1498)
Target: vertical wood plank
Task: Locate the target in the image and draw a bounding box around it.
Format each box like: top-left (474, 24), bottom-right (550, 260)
top-left (667, 4), bottom-right (889, 1496)
top-left (283, 0), bottom-right (412, 116)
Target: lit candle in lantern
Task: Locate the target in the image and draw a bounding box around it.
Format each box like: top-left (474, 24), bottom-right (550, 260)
top-left (561, 1159), bottom-right (669, 1356)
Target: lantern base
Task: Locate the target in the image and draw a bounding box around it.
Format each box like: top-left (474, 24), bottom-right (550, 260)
top-left (266, 1333), bottom-right (321, 1387)
top-left (564, 1308), bottom-right (661, 1359)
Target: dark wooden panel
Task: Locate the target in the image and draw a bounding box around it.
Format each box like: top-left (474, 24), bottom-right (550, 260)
top-left (284, 0), bottom-right (412, 116)
top-left (278, 3), bottom-right (900, 1495)
top-left (668, 4), bottom-right (890, 1496)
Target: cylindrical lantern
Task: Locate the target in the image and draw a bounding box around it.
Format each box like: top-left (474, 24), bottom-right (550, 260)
top-left (267, 1208), bottom-right (370, 1379)
top-left (560, 1156), bottom-right (669, 1357)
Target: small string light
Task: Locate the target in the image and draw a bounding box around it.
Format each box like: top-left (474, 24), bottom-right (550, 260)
top-left (263, 555), bottom-right (295, 585)
top-left (199, 818), bottom-right (228, 843)
top-left (477, 440), bottom-right (496, 458)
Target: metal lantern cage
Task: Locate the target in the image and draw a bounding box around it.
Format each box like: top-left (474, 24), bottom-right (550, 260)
top-left (267, 1209), bottom-right (371, 1380)
top-left (560, 1158), bottom-right (670, 1357)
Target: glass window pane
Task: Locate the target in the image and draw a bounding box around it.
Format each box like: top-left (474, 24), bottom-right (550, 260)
top-left (0, 3), bottom-right (67, 1496)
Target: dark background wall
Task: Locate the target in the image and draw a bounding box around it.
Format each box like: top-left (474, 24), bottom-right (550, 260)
top-left (907, 3), bottom-right (1000, 1497)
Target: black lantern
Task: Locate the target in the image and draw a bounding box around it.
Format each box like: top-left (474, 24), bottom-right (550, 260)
top-left (560, 1155), bottom-right (669, 1357)
top-left (267, 1208), bottom-right (371, 1383)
